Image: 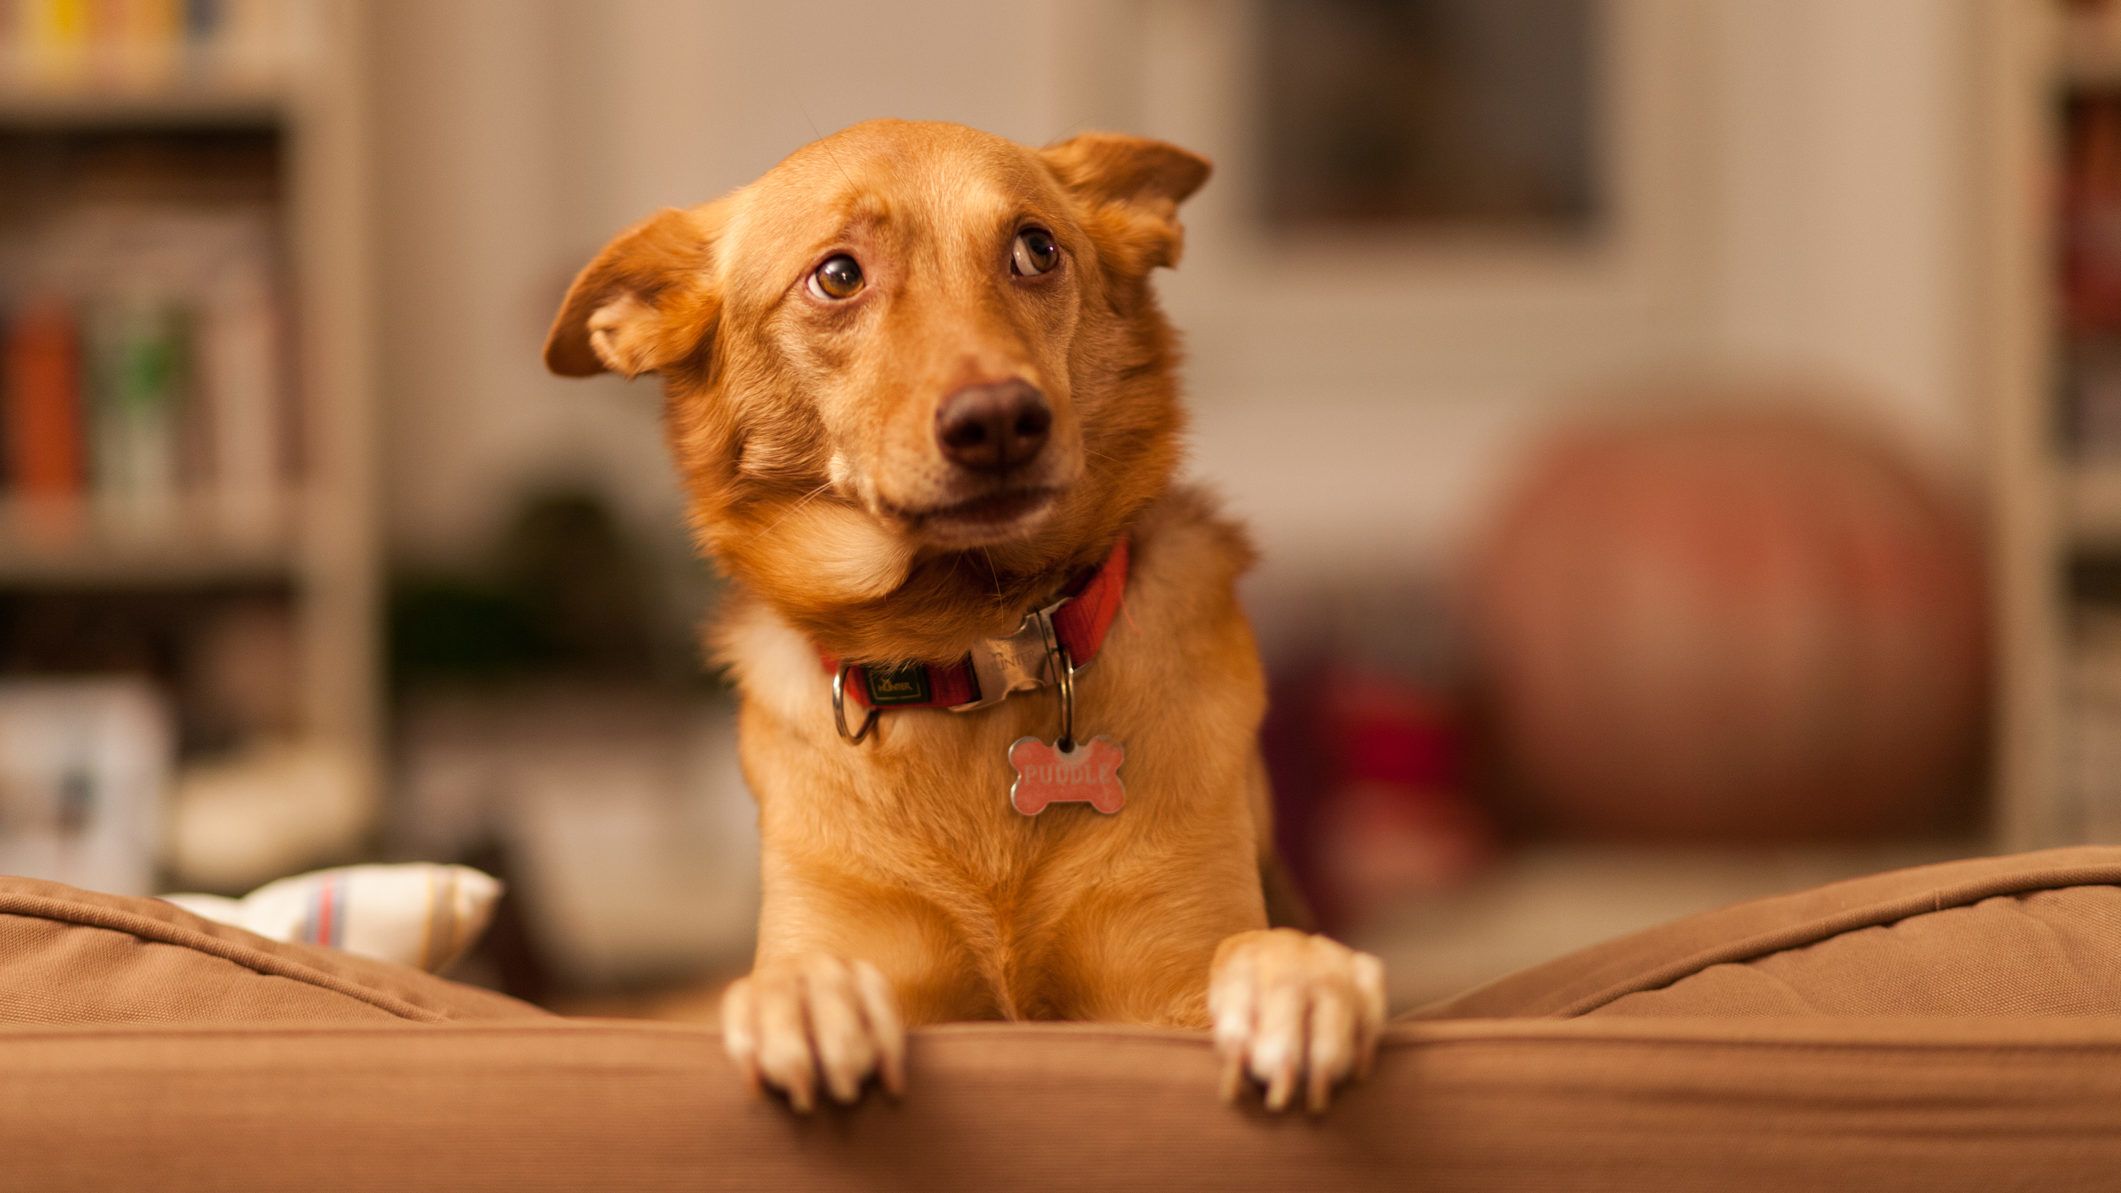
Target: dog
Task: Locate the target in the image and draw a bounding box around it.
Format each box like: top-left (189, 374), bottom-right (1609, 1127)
top-left (543, 119), bottom-right (1386, 1113)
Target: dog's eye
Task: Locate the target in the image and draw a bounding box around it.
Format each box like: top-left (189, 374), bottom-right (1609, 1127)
top-left (809, 255), bottom-right (865, 300)
top-left (1011, 227), bottom-right (1060, 277)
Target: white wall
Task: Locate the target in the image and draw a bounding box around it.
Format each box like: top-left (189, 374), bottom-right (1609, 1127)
top-left (1704, 0), bottom-right (1980, 459)
top-left (367, 0), bottom-right (1986, 595)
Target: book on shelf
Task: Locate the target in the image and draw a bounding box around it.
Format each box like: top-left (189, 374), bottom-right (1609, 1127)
top-left (0, 202), bottom-right (296, 546)
top-left (0, 0), bottom-right (299, 94)
top-left (198, 256), bottom-right (285, 538)
top-left (85, 292), bottom-right (187, 526)
top-left (2061, 90), bottom-right (2121, 454)
top-left (1, 296), bottom-right (86, 510)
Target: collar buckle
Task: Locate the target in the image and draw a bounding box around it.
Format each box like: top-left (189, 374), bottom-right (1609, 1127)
top-left (952, 598), bottom-right (1071, 712)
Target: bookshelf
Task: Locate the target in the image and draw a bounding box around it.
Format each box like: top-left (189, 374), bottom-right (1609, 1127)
top-left (0, 1), bottom-right (380, 884)
top-left (1984, 0), bottom-right (2121, 848)
top-left (0, 493), bottom-right (295, 583)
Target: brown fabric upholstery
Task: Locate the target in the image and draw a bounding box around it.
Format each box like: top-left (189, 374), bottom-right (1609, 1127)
top-left (4, 1018), bottom-right (2121, 1192)
top-left (11, 851), bottom-right (2121, 1188)
top-left (1416, 845), bottom-right (2121, 1020)
top-left (1597, 885), bottom-right (2121, 1017)
top-left (0, 876), bottom-right (545, 1025)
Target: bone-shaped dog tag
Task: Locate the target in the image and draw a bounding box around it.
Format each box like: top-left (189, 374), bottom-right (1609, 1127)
top-left (1008, 736), bottom-right (1126, 816)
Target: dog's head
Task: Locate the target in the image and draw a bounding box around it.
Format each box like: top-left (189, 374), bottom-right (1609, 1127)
top-left (544, 120), bottom-right (1208, 655)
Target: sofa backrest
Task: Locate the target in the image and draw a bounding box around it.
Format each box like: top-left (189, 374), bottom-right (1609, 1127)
top-left (1414, 846), bottom-right (2121, 1019)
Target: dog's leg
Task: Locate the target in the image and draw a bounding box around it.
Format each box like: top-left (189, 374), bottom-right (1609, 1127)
top-left (720, 953), bottom-right (905, 1112)
top-left (1209, 928), bottom-right (1386, 1113)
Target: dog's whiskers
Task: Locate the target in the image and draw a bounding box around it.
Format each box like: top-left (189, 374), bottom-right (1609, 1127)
top-left (979, 547), bottom-right (1004, 602)
top-left (799, 105), bottom-right (862, 196)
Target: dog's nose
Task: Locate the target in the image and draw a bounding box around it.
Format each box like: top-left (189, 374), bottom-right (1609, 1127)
top-left (935, 380), bottom-right (1051, 473)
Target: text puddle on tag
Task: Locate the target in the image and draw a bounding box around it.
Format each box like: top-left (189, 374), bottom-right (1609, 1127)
top-left (1008, 736), bottom-right (1126, 815)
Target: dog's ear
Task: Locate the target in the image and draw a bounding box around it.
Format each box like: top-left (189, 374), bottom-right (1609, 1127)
top-left (1040, 132), bottom-right (1211, 272)
top-left (544, 206), bottom-right (722, 379)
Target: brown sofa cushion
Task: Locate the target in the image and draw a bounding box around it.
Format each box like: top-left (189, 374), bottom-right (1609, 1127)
top-left (4, 1018), bottom-right (2121, 1192)
top-left (0, 876), bottom-right (545, 1025)
top-left (1416, 845), bottom-right (2121, 1020)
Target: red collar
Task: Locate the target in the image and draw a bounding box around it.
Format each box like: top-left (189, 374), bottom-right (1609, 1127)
top-left (825, 539), bottom-right (1130, 715)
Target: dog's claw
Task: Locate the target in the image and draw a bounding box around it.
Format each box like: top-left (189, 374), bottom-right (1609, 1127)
top-left (851, 959), bottom-right (907, 1096)
top-left (1218, 1053), bottom-right (1244, 1103)
top-left (721, 954), bottom-right (906, 1112)
top-left (1209, 929), bottom-right (1386, 1114)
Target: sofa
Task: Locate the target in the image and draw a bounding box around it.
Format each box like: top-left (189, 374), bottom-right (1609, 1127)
top-left (7, 847), bottom-right (2121, 1190)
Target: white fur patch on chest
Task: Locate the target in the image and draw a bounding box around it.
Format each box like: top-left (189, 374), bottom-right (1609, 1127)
top-left (723, 603), bottom-right (838, 737)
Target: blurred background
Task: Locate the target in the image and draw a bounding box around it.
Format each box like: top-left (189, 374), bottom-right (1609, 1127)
top-left (0, 0), bottom-right (2100, 1011)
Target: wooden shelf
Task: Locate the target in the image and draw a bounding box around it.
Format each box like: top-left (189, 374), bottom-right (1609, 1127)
top-left (2061, 38), bottom-right (2121, 89)
top-left (0, 81), bottom-right (289, 130)
top-left (0, 497), bottom-right (299, 586)
top-left (2067, 459), bottom-right (2121, 549)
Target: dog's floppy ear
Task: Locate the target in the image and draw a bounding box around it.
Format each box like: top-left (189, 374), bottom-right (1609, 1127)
top-left (1040, 132), bottom-right (1211, 272)
top-left (544, 206), bottom-right (721, 379)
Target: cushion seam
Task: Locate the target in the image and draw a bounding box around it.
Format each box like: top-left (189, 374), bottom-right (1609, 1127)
top-left (0, 894), bottom-right (445, 1023)
top-left (1552, 869), bottom-right (2121, 1018)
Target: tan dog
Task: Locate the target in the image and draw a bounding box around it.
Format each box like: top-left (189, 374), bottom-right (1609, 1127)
top-left (544, 120), bottom-right (1385, 1113)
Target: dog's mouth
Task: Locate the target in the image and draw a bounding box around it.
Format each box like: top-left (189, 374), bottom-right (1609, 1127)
top-left (886, 486), bottom-right (1062, 545)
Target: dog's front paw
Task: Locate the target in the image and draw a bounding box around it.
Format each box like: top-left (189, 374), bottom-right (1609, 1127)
top-left (1210, 928), bottom-right (1386, 1113)
top-left (720, 954), bottom-right (905, 1112)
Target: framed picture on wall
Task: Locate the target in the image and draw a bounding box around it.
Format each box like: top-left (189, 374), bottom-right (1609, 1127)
top-left (1252, 0), bottom-right (1603, 237)
top-left (1053, 0), bottom-right (1716, 401)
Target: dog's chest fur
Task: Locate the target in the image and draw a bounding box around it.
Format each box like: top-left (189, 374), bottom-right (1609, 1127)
top-left (718, 486), bottom-right (1270, 1019)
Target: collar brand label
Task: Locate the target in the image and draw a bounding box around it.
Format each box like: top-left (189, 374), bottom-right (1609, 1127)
top-left (864, 663), bottom-right (933, 707)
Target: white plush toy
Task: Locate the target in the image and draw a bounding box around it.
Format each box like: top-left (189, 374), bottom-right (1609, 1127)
top-left (164, 863), bottom-right (501, 974)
